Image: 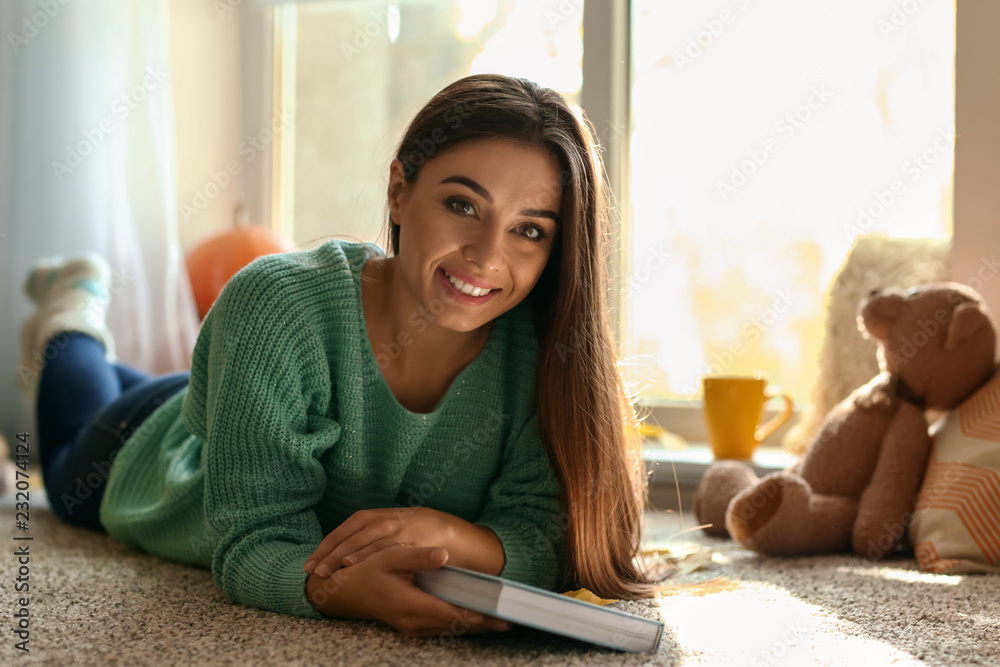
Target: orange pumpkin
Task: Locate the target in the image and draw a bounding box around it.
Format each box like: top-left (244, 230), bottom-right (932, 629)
top-left (186, 207), bottom-right (294, 319)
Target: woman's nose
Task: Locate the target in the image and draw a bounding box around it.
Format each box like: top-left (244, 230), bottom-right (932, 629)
top-left (463, 229), bottom-right (504, 271)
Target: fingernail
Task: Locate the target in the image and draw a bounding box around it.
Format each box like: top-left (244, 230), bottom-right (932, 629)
top-left (304, 560), bottom-right (316, 573)
top-left (316, 564), bottom-right (331, 577)
top-left (343, 555), bottom-right (356, 565)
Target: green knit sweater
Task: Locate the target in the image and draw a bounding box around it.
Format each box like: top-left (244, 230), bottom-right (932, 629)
top-left (99, 240), bottom-right (564, 620)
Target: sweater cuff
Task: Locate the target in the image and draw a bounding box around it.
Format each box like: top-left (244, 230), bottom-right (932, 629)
top-left (475, 519), bottom-right (559, 590)
top-left (274, 547), bottom-right (325, 620)
top-left (222, 542), bottom-right (325, 621)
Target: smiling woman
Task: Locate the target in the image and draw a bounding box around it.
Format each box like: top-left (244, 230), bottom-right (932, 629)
top-left (23, 72), bottom-right (663, 643)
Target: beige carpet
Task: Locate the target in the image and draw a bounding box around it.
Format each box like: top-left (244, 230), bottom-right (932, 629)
top-left (2, 486), bottom-right (998, 666)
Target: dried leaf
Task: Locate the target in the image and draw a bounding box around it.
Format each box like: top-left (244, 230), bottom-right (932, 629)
top-left (657, 577), bottom-right (742, 597)
top-left (640, 545), bottom-right (701, 560)
top-left (641, 544), bottom-right (715, 574)
top-left (561, 588), bottom-right (619, 606)
top-left (674, 548), bottom-right (715, 575)
top-left (639, 421), bottom-right (689, 450)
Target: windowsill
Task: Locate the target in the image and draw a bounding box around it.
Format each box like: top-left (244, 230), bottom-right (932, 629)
top-left (643, 442), bottom-right (795, 490)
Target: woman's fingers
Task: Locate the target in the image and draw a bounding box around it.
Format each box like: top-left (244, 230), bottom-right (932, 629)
top-left (307, 508), bottom-right (440, 575)
top-left (305, 520), bottom-right (362, 573)
top-left (341, 537), bottom-right (410, 567)
top-left (305, 511), bottom-right (391, 574)
top-left (313, 531), bottom-right (402, 576)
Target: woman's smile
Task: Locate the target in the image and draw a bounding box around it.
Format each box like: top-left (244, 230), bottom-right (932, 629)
top-left (439, 267), bottom-right (500, 303)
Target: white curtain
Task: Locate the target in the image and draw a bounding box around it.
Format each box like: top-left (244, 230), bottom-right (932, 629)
top-left (0, 0), bottom-right (199, 436)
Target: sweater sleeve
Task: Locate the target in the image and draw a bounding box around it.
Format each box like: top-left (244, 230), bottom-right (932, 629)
top-left (474, 411), bottom-right (565, 590)
top-left (183, 259), bottom-right (340, 620)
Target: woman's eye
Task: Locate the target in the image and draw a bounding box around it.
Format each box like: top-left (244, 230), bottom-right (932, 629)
top-left (519, 225), bottom-right (546, 241)
top-left (448, 199), bottom-right (475, 216)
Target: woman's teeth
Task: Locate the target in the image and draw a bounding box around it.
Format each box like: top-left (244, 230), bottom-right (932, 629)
top-left (444, 271), bottom-right (493, 297)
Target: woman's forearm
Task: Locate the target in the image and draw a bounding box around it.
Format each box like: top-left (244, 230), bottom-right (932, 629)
top-left (444, 523), bottom-right (505, 576)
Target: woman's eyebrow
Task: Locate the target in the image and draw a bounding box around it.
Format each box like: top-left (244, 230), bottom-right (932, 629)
top-left (440, 176), bottom-right (492, 202)
top-left (440, 176), bottom-right (560, 221)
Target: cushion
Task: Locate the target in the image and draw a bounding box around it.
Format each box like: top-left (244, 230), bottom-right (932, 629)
top-left (909, 369), bottom-right (1000, 573)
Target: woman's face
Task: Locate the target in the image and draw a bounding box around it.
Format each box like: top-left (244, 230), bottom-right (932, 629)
top-left (388, 137), bottom-right (563, 333)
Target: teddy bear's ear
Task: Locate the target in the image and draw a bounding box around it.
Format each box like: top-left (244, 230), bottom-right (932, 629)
top-left (858, 291), bottom-right (904, 342)
top-left (944, 302), bottom-right (990, 351)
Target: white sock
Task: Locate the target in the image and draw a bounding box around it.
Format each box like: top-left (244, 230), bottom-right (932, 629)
top-left (18, 253), bottom-right (117, 403)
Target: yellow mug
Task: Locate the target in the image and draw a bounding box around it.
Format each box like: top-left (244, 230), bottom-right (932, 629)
top-left (702, 375), bottom-right (794, 460)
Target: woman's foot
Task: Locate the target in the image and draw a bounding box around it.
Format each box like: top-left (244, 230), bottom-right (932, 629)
top-left (18, 253), bottom-right (117, 404)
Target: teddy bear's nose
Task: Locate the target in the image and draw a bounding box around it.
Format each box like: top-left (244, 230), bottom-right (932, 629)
top-left (869, 288), bottom-right (881, 297)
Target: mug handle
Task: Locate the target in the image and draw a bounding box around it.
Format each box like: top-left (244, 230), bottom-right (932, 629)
top-left (754, 388), bottom-right (795, 443)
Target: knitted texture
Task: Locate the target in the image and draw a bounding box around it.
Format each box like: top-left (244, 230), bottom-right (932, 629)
top-left (99, 240), bottom-right (563, 620)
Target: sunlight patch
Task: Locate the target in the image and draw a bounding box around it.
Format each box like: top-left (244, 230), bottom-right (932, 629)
top-left (836, 565), bottom-right (962, 586)
top-left (656, 583), bottom-right (925, 665)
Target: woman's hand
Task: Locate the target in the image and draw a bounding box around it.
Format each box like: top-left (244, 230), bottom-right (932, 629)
top-left (306, 545), bottom-right (511, 638)
top-left (305, 507), bottom-right (503, 577)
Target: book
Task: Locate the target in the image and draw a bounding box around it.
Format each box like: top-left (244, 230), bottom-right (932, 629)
top-left (413, 565), bottom-right (664, 653)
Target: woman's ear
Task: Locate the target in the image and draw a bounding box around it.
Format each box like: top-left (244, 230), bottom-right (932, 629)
top-left (387, 159), bottom-right (408, 225)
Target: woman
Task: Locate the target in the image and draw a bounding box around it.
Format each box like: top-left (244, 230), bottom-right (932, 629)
top-left (21, 73), bottom-right (658, 639)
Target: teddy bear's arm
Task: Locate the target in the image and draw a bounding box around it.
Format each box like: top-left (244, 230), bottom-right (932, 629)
top-left (850, 400), bottom-right (933, 558)
top-left (798, 373), bottom-right (897, 497)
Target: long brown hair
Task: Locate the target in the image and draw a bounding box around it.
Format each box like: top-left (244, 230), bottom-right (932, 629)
top-left (385, 74), bottom-right (658, 598)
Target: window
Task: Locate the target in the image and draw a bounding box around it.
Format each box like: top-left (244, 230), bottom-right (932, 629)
top-left (251, 0), bottom-right (975, 451)
top-left (626, 0), bottom-right (955, 416)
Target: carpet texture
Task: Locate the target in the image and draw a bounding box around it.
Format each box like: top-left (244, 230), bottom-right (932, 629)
top-left (1, 488), bottom-right (998, 666)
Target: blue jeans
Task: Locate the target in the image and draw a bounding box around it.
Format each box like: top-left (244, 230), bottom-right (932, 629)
top-left (37, 332), bottom-right (189, 532)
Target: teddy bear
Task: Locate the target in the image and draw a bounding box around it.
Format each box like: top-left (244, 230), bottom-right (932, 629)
top-left (693, 283), bottom-right (998, 558)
